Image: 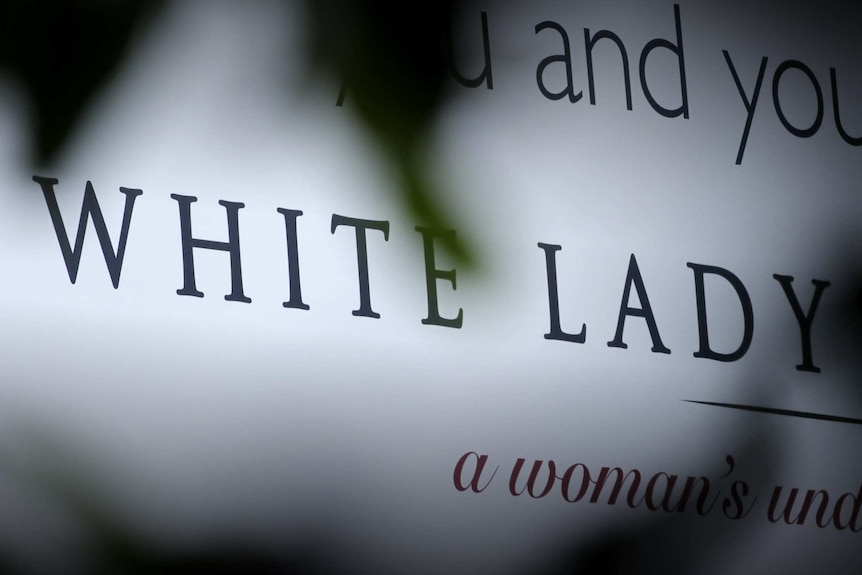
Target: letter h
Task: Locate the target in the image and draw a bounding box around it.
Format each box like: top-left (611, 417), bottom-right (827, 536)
top-left (171, 194), bottom-right (251, 303)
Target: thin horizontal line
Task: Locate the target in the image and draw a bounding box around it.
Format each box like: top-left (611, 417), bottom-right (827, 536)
top-left (682, 400), bottom-right (862, 426)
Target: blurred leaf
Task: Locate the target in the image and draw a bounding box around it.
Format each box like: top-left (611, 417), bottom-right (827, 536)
top-left (0, 427), bottom-right (326, 574)
top-left (306, 0), bottom-right (475, 266)
top-left (0, 1), bottom-right (164, 165)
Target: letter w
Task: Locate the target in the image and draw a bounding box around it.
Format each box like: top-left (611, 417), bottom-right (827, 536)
top-left (34, 176), bottom-right (142, 288)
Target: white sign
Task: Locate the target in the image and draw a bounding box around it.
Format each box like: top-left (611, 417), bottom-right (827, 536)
top-left (1, 1), bottom-right (859, 572)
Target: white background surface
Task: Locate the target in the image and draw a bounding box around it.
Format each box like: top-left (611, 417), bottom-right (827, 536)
top-left (0, 1), bottom-right (859, 572)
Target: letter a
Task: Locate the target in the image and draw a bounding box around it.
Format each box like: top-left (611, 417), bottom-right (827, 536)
top-left (453, 452), bottom-right (498, 493)
top-left (608, 254), bottom-right (670, 353)
top-left (535, 21), bottom-right (582, 103)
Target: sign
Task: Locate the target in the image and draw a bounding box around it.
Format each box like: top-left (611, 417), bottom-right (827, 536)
top-left (1, 1), bottom-right (860, 572)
